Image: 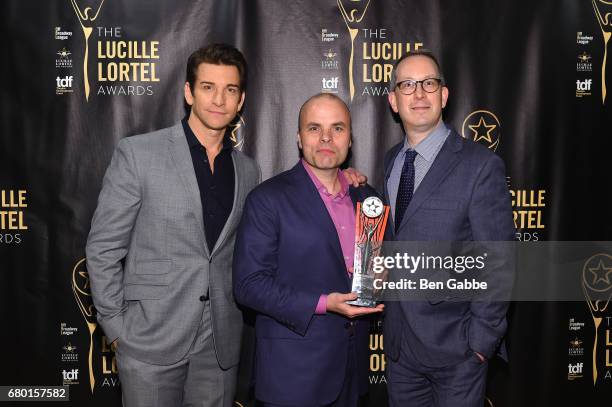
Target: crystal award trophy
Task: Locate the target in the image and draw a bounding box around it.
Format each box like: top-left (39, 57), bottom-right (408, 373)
top-left (347, 196), bottom-right (389, 307)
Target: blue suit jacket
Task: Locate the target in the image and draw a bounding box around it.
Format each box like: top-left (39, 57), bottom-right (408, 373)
top-left (383, 128), bottom-right (515, 368)
top-left (233, 163), bottom-right (376, 405)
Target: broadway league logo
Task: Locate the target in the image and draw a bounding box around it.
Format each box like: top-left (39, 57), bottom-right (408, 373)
top-left (581, 253), bottom-right (612, 385)
top-left (591, 0), bottom-right (612, 103)
top-left (70, 0), bottom-right (106, 101)
top-left (461, 110), bottom-right (501, 151)
top-left (72, 258), bottom-right (98, 393)
top-left (337, 0), bottom-right (372, 101)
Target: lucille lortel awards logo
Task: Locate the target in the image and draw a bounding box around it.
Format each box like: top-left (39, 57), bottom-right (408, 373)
top-left (581, 253), bottom-right (612, 384)
top-left (72, 258), bottom-right (120, 392)
top-left (336, 0), bottom-right (424, 100)
top-left (68, 0), bottom-right (161, 101)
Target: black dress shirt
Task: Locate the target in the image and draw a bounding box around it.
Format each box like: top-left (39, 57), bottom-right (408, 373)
top-left (182, 118), bottom-right (235, 252)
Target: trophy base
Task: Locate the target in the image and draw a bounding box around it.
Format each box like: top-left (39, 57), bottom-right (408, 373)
top-left (346, 298), bottom-right (378, 307)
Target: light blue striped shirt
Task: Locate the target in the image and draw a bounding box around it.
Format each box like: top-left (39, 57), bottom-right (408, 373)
top-left (387, 122), bottom-right (450, 221)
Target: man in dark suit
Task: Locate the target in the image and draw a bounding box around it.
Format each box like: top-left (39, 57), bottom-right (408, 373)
top-left (382, 50), bottom-right (515, 406)
top-left (233, 93), bottom-right (384, 406)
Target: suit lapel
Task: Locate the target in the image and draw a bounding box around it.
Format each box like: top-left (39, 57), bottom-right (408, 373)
top-left (168, 124), bottom-right (209, 257)
top-left (348, 187), bottom-right (360, 211)
top-left (211, 150), bottom-right (243, 257)
top-left (293, 164), bottom-right (348, 283)
top-left (397, 131), bottom-right (463, 231)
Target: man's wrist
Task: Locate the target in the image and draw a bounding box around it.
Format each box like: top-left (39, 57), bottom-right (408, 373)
top-left (315, 294), bottom-right (328, 314)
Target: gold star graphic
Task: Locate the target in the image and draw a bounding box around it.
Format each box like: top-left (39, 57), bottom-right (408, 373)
top-left (468, 116), bottom-right (496, 144)
top-left (589, 260), bottom-right (612, 285)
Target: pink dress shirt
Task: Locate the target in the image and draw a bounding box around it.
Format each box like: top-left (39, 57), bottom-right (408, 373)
top-left (301, 160), bottom-right (356, 314)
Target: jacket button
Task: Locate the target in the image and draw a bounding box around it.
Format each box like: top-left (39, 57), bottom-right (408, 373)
top-left (199, 294), bottom-right (208, 301)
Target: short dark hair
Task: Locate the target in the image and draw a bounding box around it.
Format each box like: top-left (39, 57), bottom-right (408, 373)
top-left (298, 93), bottom-right (351, 132)
top-left (390, 49), bottom-right (445, 89)
top-left (185, 43), bottom-right (248, 91)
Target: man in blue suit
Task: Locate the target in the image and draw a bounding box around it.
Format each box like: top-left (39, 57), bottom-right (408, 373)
top-left (382, 51), bottom-right (515, 406)
top-left (233, 93), bottom-right (384, 406)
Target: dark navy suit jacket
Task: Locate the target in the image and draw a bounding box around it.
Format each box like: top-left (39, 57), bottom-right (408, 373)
top-left (233, 162), bottom-right (376, 405)
top-left (383, 128), bottom-right (515, 368)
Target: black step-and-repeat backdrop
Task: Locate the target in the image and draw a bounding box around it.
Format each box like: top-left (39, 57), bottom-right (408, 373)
top-left (1, 0), bottom-right (612, 406)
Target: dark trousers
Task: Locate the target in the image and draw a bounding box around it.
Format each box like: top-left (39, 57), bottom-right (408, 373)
top-left (387, 340), bottom-right (488, 407)
top-left (260, 336), bottom-right (360, 407)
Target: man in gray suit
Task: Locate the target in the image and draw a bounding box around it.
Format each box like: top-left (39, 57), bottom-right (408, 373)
top-left (382, 50), bottom-right (515, 406)
top-left (86, 44), bottom-right (260, 407)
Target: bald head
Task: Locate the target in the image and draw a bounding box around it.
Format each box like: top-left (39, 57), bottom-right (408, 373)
top-left (298, 93), bottom-right (351, 132)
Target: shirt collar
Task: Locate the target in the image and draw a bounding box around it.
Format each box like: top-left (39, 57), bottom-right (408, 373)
top-left (301, 159), bottom-right (349, 199)
top-left (402, 121), bottom-right (449, 162)
top-left (182, 117), bottom-right (234, 152)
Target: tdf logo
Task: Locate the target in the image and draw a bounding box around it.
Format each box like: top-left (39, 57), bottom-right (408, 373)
top-left (576, 79), bottom-right (593, 91)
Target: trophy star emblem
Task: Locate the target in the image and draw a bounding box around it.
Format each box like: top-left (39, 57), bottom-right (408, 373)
top-left (468, 116), bottom-right (496, 144)
top-left (589, 260), bottom-right (612, 285)
top-left (362, 197), bottom-right (383, 218)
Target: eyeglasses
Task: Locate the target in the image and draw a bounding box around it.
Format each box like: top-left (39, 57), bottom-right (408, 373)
top-left (395, 78), bottom-right (443, 95)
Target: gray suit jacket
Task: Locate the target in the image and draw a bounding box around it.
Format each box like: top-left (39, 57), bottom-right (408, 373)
top-left (86, 122), bottom-right (260, 368)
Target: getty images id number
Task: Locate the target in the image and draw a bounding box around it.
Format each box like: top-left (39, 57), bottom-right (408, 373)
top-left (1, 386), bottom-right (69, 401)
